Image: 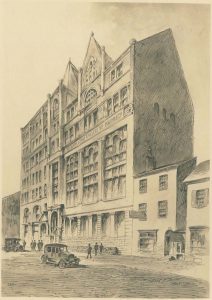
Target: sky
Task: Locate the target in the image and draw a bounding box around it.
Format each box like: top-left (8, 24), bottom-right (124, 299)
top-left (0, 1), bottom-right (210, 197)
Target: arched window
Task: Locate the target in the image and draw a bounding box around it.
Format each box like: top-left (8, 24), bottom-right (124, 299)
top-left (154, 103), bottom-right (159, 116)
top-left (163, 108), bottom-right (167, 120)
top-left (85, 89), bottom-right (97, 105)
top-left (53, 99), bottom-right (59, 118)
top-left (170, 113), bottom-right (175, 126)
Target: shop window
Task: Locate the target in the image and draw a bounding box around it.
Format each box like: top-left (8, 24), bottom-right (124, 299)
top-left (139, 179), bottom-right (147, 193)
top-left (190, 227), bottom-right (209, 254)
top-left (159, 174), bottom-right (168, 191)
top-left (139, 231), bottom-right (157, 252)
top-left (158, 200), bottom-right (168, 218)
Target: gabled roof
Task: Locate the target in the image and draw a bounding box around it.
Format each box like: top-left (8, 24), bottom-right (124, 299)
top-left (184, 160), bottom-right (210, 183)
top-left (82, 32), bottom-right (113, 70)
top-left (63, 59), bottom-right (78, 94)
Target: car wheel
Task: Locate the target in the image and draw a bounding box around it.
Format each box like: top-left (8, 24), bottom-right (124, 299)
top-left (41, 255), bottom-right (47, 264)
top-left (58, 260), bottom-right (66, 269)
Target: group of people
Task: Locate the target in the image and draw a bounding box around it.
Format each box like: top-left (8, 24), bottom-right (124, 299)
top-left (30, 240), bottom-right (44, 251)
top-left (87, 242), bottom-right (104, 259)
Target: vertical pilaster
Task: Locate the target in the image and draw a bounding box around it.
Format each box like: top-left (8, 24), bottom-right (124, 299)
top-left (77, 217), bottom-right (81, 236)
top-left (78, 68), bottom-right (82, 112)
top-left (47, 93), bottom-right (51, 156)
top-left (110, 212), bottom-right (115, 237)
top-left (101, 46), bottom-right (105, 95)
top-left (58, 79), bottom-right (63, 150)
top-left (98, 138), bottom-right (105, 201)
top-left (78, 150), bottom-right (83, 205)
top-left (88, 215), bottom-right (93, 237)
top-left (97, 214), bottom-right (101, 238)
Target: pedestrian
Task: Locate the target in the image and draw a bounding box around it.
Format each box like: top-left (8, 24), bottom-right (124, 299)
top-left (87, 243), bottom-right (92, 259)
top-left (38, 240), bottom-right (41, 251)
top-left (30, 240), bottom-right (33, 251)
top-left (100, 242), bottom-right (104, 254)
top-left (94, 242), bottom-right (98, 256)
top-left (23, 240), bottom-right (26, 251)
top-left (33, 240), bottom-right (37, 251)
top-left (40, 240), bottom-right (43, 251)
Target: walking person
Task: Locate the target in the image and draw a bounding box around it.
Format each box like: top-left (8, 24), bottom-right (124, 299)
top-left (94, 242), bottom-right (98, 256)
top-left (100, 242), bottom-right (104, 254)
top-left (87, 243), bottom-right (92, 259)
top-left (30, 240), bottom-right (33, 251)
top-left (33, 240), bottom-right (37, 251)
top-left (23, 240), bottom-right (26, 251)
top-left (40, 240), bottom-right (44, 251)
top-left (37, 240), bottom-right (41, 251)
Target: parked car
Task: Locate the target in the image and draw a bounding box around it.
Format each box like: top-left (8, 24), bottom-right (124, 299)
top-left (41, 243), bottom-right (80, 268)
top-left (4, 238), bottom-right (24, 252)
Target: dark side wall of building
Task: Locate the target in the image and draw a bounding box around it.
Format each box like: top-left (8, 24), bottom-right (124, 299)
top-left (2, 192), bottom-right (20, 242)
top-left (176, 158), bottom-right (196, 231)
top-left (133, 29), bottom-right (194, 175)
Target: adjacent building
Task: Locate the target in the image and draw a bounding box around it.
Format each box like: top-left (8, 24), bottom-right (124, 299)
top-left (20, 29), bottom-right (194, 254)
top-left (184, 160), bottom-right (210, 257)
top-left (2, 192), bottom-right (21, 243)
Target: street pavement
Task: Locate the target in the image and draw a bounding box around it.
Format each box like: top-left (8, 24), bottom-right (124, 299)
top-left (1, 251), bottom-right (209, 298)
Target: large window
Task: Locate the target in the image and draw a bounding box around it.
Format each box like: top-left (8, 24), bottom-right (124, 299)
top-left (192, 189), bottom-right (209, 208)
top-left (83, 142), bottom-right (98, 204)
top-left (104, 126), bottom-right (127, 200)
top-left (85, 89), bottom-right (97, 106)
top-left (158, 200), bottom-right (168, 218)
top-left (190, 227), bottom-right (209, 254)
top-left (66, 153), bottom-right (78, 207)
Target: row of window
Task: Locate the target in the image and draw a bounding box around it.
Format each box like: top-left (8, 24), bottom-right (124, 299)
top-left (66, 101), bottom-right (77, 123)
top-left (154, 103), bottom-right (176, 125)
top-left (139, 175), bottom-right (168, 193)
top-left (139, 200), bottom-right (168, 220)
top-left (30, 146), bottom-right (48, 167)
top-left (31, 185), bottom-right (47, 200)
top-left (111, 63), bottom-right (123, 82)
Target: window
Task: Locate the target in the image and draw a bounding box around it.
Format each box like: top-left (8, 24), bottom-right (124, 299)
top-left (71, 107), bottom-right (75, 118)
top-left (44, 128), bottom-right (48, 140)
top-left (44, 184), bottom-right (47, 197)
top-left (116, 63), bottom-right (123, 77)
top-left (85, 56), bottom-right (97, 84)
top-left (69, 127), bottom-right (74, 142)
top-left (139, 230), bottom-right (157, 252)
top-left (154, 103), bottom-right (159, 116)
top-left (163, 108), bottom-right (167, 120)
top-left (75, 123), bottom-right (79, 138)
top-left (158, 200), bottom-right (168, 218)
top-left (139, 203), bottom-right (147, 221)
top-left (39, 170), bottom-right (42, 182)
top-left (67, 111), bottom-right (70, 122)
top-left (192, 189), bottom-right (209, 208)
top-left (190, 227), bottom-right (209, 254)
top-left (107, 99), bottom-right (112, 116)
top-left (170, 113), bottom-right (175, 126)
top-left (139, 179), bottom-right (147, 193)
top-left (85, 89), bottom-right (97, 106)
top-left (39, 187), bottom-right (42, 198)
top-left (159, 175), bottom-right (168, 191)
top-left (53, 99), bottom-right (59, 118)
top-left (93, 110), bottom-right (98, 126)
top-left (120, 86), bottom-right (128, 106)
top-left (113, 93), bottom-right (119, 112)
top-left (111, 70), bottom-right (115, 81)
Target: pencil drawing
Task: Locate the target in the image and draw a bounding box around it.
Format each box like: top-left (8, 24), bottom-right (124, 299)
top-left (1, 2), bottom-right (210, 298)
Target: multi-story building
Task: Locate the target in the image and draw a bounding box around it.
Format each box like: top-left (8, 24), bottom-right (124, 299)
top-left (184, 160), bottom-right (210, 258)
top-left (2, 192), bottom-right (21, 243)
top-left (132, 159), bottom-right (196, 257)
top-left (20, 29), bottom-right (194, 254)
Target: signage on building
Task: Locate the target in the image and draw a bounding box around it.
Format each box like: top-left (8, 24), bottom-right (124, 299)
top-left (68, 103), bottom-right (133, 152)
top-left (129, 210), bottom-right (143, 219)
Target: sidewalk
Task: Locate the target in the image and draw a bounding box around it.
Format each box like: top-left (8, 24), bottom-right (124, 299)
top-left (76, 252), bottom-right (209, 282)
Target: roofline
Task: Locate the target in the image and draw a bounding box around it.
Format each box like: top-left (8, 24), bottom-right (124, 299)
top-left (2, 191), bottom-right (21, 200)
top-left (184, 177), bottom-right (210, 185)
top-left (134, 158), bottom-right (196, 178)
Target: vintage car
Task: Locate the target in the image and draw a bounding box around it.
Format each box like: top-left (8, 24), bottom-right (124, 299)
top-left (4, 238), bottom-right (24, 252)
top-left (41, 243), bottom-right (80, 268)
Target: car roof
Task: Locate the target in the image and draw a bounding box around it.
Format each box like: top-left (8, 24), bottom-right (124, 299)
top-left (44, 243), bottom-right (67, 247)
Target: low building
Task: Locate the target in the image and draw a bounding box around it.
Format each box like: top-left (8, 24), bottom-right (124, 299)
top-left (132, 159), bottom-right (196, 257)
top-left (184, 160), bottom-right (210, 257)
top-left (2, 192), bottom-right (21, 243)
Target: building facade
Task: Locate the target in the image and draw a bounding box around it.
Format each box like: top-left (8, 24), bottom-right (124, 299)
top-left (2, 192), bottom-right (21, 243)
top-left (20, 29), bottom-right (194, 254)
top-left (132, 159), bottom-right (196, 257)
top-left (184, 160), bottom-right (210, 258)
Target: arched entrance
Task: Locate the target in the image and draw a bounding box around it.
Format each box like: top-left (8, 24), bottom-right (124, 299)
top-left (65, 217), bottom-right (70, 236)
top-left (51, 211), bottom-right (58, 236)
